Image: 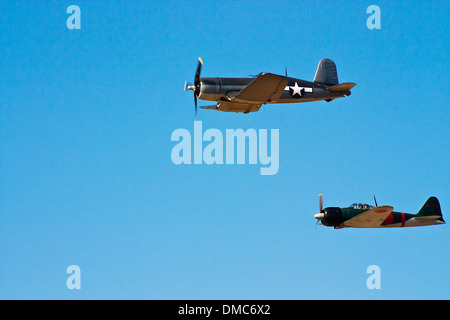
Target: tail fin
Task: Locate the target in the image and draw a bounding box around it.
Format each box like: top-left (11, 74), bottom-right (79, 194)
top-left (416, 197), bottom-right (443, 219)
top-left (314, 58), bottom-right (339, 86)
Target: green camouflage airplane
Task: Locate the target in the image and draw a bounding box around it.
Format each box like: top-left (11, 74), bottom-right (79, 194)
top-left (314, 194), bottom-right (445, 229)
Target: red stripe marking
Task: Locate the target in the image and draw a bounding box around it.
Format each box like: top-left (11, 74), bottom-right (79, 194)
top-left (401, 212), bottom-right (405, 227)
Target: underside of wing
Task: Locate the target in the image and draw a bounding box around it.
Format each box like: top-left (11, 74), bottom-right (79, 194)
top-left (200, 101), bottom-right (261, 113)
top-left (343, 206), bottom-right (394, 228)
top-left (233, 73), bottom-right (288, 103)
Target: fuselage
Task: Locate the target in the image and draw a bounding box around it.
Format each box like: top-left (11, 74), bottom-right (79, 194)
top-left (321, 206), bottom-right (445, 228)
top-left (197, 76), bottom-right (350, 104)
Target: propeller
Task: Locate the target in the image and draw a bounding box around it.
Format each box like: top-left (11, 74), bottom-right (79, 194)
top-left (315, 218), bottom-right (321, 228)
top-left (373, 195), bottom-right (378, 207)
top-left (185, 57), bottom-right (203, 117)
top-left (314, 194), bottom-right (325, 227)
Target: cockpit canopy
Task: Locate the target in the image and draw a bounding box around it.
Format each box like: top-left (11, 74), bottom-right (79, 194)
top-left (350, 203), bottom-right (375, 210)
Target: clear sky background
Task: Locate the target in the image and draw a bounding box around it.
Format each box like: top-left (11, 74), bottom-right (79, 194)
top-left (1, 0), bottom-right (449, 299)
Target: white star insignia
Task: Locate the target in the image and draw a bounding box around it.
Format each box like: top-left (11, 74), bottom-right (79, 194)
top-left (290, 82), bottom-right (303, 97)
top-left (284, 82), bottom-right (313, 97)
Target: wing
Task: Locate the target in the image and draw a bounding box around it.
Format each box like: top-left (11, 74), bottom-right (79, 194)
top-left (343, 206), bottom-right (394, 228)
top-left (200, 101), bottom-right (261, 113)
top-left (233, 73), bottom-right (288, 103)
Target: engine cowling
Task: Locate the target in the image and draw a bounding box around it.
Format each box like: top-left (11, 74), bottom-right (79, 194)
top-left (321, 207), bottom-right (344, 227)
top-left (197, 77), bottom-right (254, 102)
top-left (197, 78), bottom-right (222, 101)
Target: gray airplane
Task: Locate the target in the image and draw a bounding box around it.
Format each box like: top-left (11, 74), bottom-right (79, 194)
top-left (184, 58), bottom-right (356, 115)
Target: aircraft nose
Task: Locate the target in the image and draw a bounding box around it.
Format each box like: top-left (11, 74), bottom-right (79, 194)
top-left (314, 213), bottom-right (324, 220)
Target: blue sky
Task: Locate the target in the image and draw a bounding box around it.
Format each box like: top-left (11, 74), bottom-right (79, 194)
top-left (0, 0), bottom-right (449, 299)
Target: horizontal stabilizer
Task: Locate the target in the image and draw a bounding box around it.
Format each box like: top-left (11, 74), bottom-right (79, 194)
top-left (326, 82), bottom-right (357, 92)
top-left (415, 215), bottom-right (442, 221)
top-left (199, 105), bottom-right (219, 111)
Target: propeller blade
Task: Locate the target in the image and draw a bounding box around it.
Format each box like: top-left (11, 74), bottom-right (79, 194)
top-left (319, 194), bottom-right (323, 212)
top-left (373, 195), bottom-right (378, 207)
top-left (194, 95), bottom-right (198, 117)
top-left (194, 57), bottom-right (202, 117)
top-left (194, 57), bottom-right (203, 89)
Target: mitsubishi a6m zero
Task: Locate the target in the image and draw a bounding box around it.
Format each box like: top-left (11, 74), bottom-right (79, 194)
top-left (314, 194), bottom-right (445, 229)
top-left (184, 58), bottom-right (356, 115)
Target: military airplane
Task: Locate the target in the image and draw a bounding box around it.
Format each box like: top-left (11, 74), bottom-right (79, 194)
top-left (184, 58), bottom-right (356, 115)
top-left (314, 194), bottom-right (445, 229)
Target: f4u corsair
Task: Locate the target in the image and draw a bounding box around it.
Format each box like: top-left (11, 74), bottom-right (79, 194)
top-left (184, 58), bottom-right (356, 114)
top-left (314, 194), bottom-right (445, 229)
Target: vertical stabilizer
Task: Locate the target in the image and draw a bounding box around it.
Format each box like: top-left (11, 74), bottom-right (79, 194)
top-left (416, 197), bottom-right (443, 219)
top-left (314, 58), bottom-right (339, 86)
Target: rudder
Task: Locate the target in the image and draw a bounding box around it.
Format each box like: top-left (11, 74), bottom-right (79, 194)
top-left (313, 58), bottom-right (339, 86)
